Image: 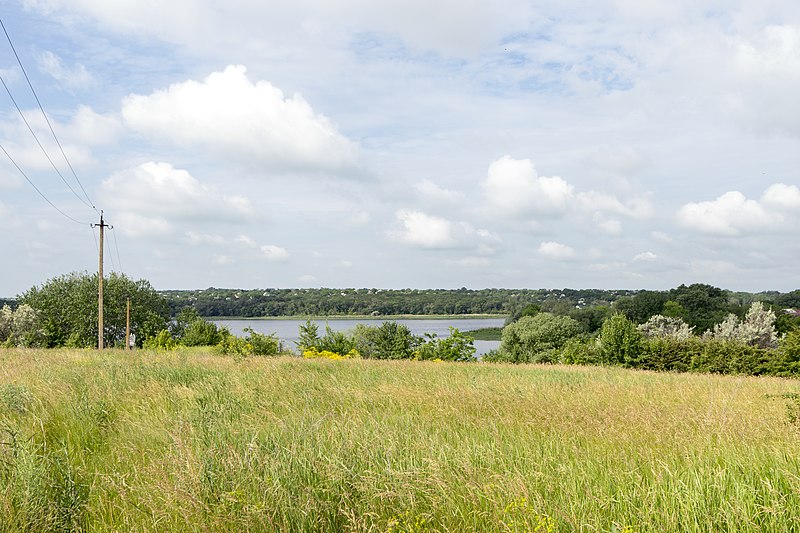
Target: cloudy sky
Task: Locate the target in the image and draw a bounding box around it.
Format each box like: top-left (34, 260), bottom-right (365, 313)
top-left (1, 0), bottom-right (799, 295)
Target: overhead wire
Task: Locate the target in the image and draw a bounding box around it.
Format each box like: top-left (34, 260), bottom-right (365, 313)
top-left (0, 74), bottom-right (95, 211)
top-left (0, 17), bottom-right (98, 213)
top-left (105, 228), bottom-right (117, 272)
top-left (111, 228), bottom-right (124, 274)
top-left (0, 141), bottom-right (90, 226)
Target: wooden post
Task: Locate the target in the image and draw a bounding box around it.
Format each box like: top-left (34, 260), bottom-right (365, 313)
top-left (93, 211), bottom-right (110, 350)
top-left (125, 297), bottom-right (131, 350)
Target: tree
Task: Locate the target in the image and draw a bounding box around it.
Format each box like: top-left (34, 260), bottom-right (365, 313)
top-left (19, 272), bottom-right (169, 348)
top-left (352, 321), bottom-right (419, 359)
top-left (498, 313), bottom-right (582, 364)
top-left (614, 291), bottom-right (668, 324)
top-left (598, 314), bottom-right (645, 367)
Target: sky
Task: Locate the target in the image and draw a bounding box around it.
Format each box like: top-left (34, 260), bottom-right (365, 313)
top-left (0, 0), bottom-right (799, 295)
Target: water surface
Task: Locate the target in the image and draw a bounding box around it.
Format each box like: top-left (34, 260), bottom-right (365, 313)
top-left (213, 317), bottom-right (504, 356)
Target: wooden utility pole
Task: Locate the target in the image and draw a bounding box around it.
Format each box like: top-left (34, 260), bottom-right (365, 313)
top-left (93, 211), bottom-right (111, 350)
top-left (125, 297), bottom-right (131, 350)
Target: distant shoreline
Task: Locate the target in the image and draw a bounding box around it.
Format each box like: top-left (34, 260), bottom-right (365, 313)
top-left (208, 314), bottom-right (507, 321)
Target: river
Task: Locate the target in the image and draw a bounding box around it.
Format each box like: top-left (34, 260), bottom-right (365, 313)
top-left (212, 317), bottom-right (504, 356)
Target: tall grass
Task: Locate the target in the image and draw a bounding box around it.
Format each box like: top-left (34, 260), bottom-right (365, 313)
top-left (2, 347), bottom-right (800, 531)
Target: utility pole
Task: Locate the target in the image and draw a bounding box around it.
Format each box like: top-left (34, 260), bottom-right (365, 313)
top-left (92, 211), bottom-right (111, 350)
top-left (125, 297), bottom-right (131, 350)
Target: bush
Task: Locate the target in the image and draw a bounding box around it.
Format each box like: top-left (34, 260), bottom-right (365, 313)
top-left (242, 327), bottom-right (282, 356)
top-left (143, 329), bottom-right (178, 350)
top-left (638, 315), bottom-right (693, 340)
top-left (352, 322), bottom-right (419, 360)
top-left (561, 337), bottom-right (601, 366)
top-left (641, 337), bottom-right (703, 372)
top-left (498, 313), bottom-right (582, 364)
top-left (689, 339), bottom-right (770, 375)
top-left (415, 328), bottom-right (476, 362)
top-left (216, 334), bottom-right (253, 357)
top-left (181, 320), bottom-right (227, 346)
top-left (598, 314), bottom-right (645, 367)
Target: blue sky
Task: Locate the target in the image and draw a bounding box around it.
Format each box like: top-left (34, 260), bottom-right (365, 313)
top-left (1, 0), bottom-right (799, 295)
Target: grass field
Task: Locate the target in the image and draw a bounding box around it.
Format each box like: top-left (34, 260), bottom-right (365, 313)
top-left (2, 348), bottom-right (800, 532)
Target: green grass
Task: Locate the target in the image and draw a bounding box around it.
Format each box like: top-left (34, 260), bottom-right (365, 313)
top-left (2, 348), bottom-right (800, 532)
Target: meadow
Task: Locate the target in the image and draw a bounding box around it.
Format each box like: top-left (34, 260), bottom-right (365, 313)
top-left (2, 348), bottom-right (800, 532)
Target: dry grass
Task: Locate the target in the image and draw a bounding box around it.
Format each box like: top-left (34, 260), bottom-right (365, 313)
top-left (1, 348), bottom-right (800, 531)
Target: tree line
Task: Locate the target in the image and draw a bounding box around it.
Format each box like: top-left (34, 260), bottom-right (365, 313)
top-left (159, 285), bottom-right (798, 319)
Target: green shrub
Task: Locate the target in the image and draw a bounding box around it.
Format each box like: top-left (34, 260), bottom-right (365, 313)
top-left (181, 320), bottom-right (227, 346)
top-left (352, 322), bottom-right (419, 360)
top-left (143, 329), bottom-right (178, 350)
top-left (561, 337), bottom-right (601, 366)
top-left (242, 327), bottom-right (282, 356)
top-left (598, 314), bottom-right (645, 367)
top-left (415, 328), bottom-right (476, 362)
top-left (498, 313), bottom-right (582, 364)
top-left (689, 339), bottom-right (770, 375)
top-left (641, 337), bottom-right (701, 372)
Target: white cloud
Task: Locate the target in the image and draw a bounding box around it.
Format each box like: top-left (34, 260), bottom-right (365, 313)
top-left (389, 209), bottom-right (455, 248)
top-left (121, 65), bottom-right (358, 173)
top-left (633, 251), bottom-right (657, 262)
top-left (415, 179), bottom-right (465, 204)
top-left (762, 183), bottom-right (800, 209)
top-left (213, 254), bottom-right (233, 265)
top-left (484, 156), bottom-right (574, 217)
top-left (538, 241), bottom-right (576, 260)
top-left (727, 25), bottom-right (800, 136)
top-left (593, 213), bottom-right (623, 235)
top-left (578, 191), bottom-right (654, 220)
top-left (101, 161), bottom-right (253, 225)
top-left (186, 232), bottom-right (225, 245)
top-left (37, 50), bottom-right (94, 89)
top-left (260, 244), bottom-right (289, 261)
top-left (677, 187), bottom-right (787, 236)
top-left (25, 0), bottom-right (531, 58)
top-left (236, 235), bottom-right (258, 247)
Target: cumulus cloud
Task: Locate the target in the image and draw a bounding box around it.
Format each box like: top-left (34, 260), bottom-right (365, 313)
top-left (484, 156), bottom-right (574, 216)
top-left (483, 156), bottom-right (654, 233)
top-left (389, 209), bottom-right (456, 248)
top-left (100, 161), bottom-right (253, 235)
top-left (121, 65), bottom-right (358, 173)
top-left (538, 241), bottom-right (576, 260)
top-left (676, 186), bottom-right (792, 236)
top-left (762, 183), bottom-right (800, 209)
top-left (389, 209), bottom-right (501, 253)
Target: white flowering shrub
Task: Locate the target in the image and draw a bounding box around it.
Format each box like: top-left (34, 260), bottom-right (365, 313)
top-left (638, 314), bottom-right (693, 340)
top-left (705, 302), bottom-right (778, 349)
top-left (0, 304), bottom-right (43, 347)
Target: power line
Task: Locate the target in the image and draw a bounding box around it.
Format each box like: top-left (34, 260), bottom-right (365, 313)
top-left (110, 227), bottom-right (124, 274)
top-left (0, 17), bottom-right (98, 212)
top-left (0, 141), bottom-right (90, 226)
top-left (0, 74), bottom-right (95, 211)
